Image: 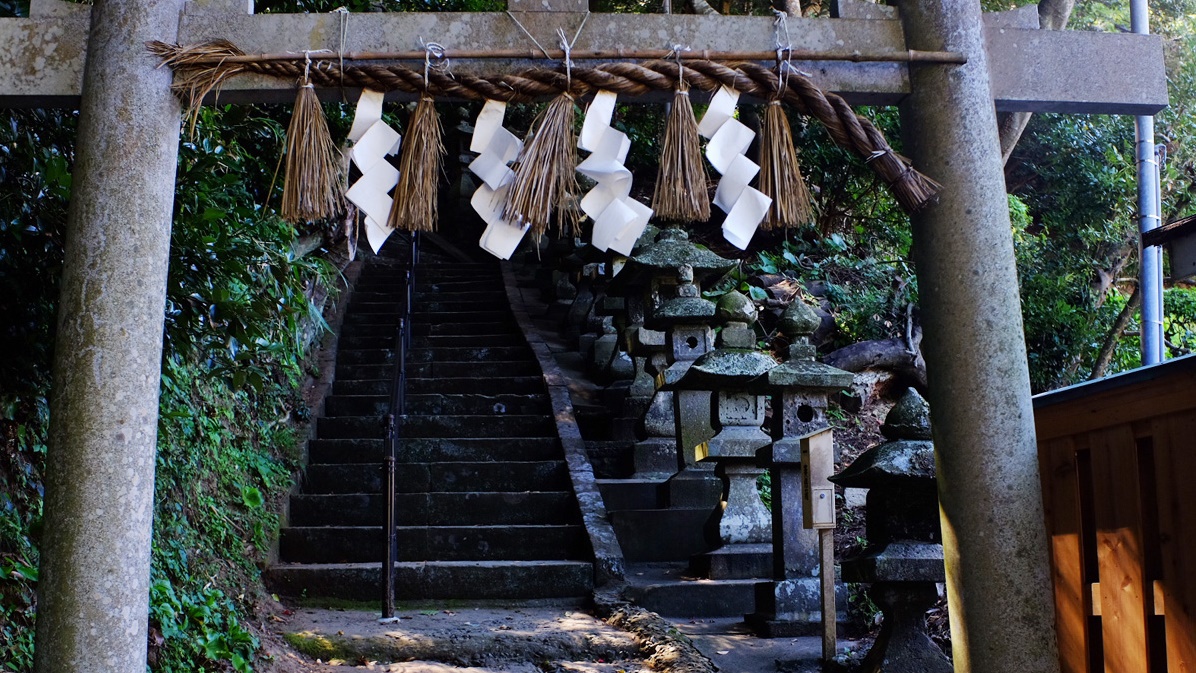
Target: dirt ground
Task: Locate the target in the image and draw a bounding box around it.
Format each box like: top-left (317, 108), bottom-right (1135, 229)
top-left (253, 597), bottom-right (873, 673)
top-left (255, 601), bottom-right (656, 673)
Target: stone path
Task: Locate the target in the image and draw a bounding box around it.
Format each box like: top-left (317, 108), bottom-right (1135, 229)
top-left (258, 604), bottom-right (852, 672)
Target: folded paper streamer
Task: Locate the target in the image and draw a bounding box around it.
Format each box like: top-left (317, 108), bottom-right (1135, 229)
top-left (344, 89), bottom-right (403, 254)
top-left (696, 86), bottom-right (772, 250)
top-left (576, 91), bottom-right (653, 256)
top-left (468, 100), bottom-right (531, 260)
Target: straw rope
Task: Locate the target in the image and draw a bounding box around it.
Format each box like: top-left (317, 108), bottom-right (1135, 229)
top-left (149, 40), bottom-right (940, 213)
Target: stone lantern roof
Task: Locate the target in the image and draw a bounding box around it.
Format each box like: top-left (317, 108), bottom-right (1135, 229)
top-left (645, 263), bottom-right (717, 331)
top-left (674, 290), bottom-right (775, 388)
top-left (830, 388), bottom-right (936, 489)
top-left (767, 299), bottom-right (854, 392)
top-left (607, 227), bottom-right (735, 292)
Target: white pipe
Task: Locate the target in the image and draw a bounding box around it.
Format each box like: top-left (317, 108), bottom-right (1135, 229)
top-left (1133, 0), bottom-right (1165, 365)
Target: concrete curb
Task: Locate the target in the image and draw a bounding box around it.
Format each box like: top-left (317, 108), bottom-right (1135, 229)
top-left (499, 260), bottom-right (627, 588)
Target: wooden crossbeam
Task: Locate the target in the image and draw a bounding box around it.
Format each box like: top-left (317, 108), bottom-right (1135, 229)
top-left (0, 0), bottom-right (1168, 113)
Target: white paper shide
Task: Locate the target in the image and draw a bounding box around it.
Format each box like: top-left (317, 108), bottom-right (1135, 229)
top-left (698, 86), bottom-right (771, 250)
top-left (468, 100), bottom-right (531, 260)
top-left (576, 91), bottom-right (653, 256)
top-left (343, 89), bottom-right (403, 254)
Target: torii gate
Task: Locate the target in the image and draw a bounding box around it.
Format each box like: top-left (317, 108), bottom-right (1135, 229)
top-left (0, 0), bottom-right (1166, 671)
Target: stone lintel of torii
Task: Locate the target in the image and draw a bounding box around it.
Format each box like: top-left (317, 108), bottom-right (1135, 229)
top-left (0, 0), bottom-right (1167, 113)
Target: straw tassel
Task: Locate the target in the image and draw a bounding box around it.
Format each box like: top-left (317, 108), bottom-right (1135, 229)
top-left (653, 87), bottom-right (710, 223)
top-left (758, 100), bottom-right (813, 230)
top-left (388, 95), bottom-right (445, 232)
top-left (503, 93), bottom-right (581, 239)
top-left (281, 82), bottom-right (345, 224)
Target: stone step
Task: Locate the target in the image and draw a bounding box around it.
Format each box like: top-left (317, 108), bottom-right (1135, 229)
top-left (354, 274), bottom-right (410, 287)
top-left (346, 300), bottom-right (407, 314)
top-left (338, 334), bottom-right (399, 350)
top-left (408, 346), bottom-right (531, 362)
top-left (303, 460), bottom-right (571, 494)
top-left (339, 324), bottom-right (404, 339)
top-left (320, 415), bottom-right (557, 442)
top-left (412, 290), bottom-right (507, 302)
top-left (323, 395), bottom-right (389, 417)
top-left (609, 507), bottom-right (717, 562)
top-left (596, 478), bottom-right (667, 511)
top-left (585, 441), bottom-right (635, 479)
top-left (351, 284), bottom-right (409, 296)
top-left (336, 361), bottom-right (541, 382)
top-left (410, 317), bottom-right (515, 332)
top-left (267, 560), bottom-right (594, 602)
top-left (406, 393), bottom-right (550, 416)
top-left (279, 524), bottom-right (588, 564)
top-left (336, 363), bottom-right (410, 381)
top-left (624, 564), bottom-right (759, 618)
top-left (420, 267), bottom-right (499, 280)
top-left (413, 334), bottom-right (525, 348)
top-left (350, 291), bottom-right (407, 303)
top-left (689, 544), bottom-right (773, 580)
top-left (410, 310), bottom-right (511, 324)
top-left (407, 361), bottom-right (541, 378)
top-left (400, 414), bottom-right (556, 438)
top-left (307, 437), bottom-right (563, 464)
top-left (324, 393), bottom-right (550, 418)
top-left (343, 312), bottom-right (404, 327)
top-left (288, 491), bottom-right (579, 526)
top-left (316, 416), bottom-right (388, 440)
top-left (336, 348), bottom-right (395, 366)
top-left (412, 301), bottom-right (509, 314)
top-left (403, 376), bottom-right (545, 395)
top-left (332, 379), bottom-right (401, 396)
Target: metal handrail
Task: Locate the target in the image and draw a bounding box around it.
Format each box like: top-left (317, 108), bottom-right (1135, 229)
top-left (382, 231), bottom-right (418, 618)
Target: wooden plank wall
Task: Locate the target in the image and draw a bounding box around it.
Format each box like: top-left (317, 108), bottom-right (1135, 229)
top-left (1035, 360), bottom-right (1196, 673)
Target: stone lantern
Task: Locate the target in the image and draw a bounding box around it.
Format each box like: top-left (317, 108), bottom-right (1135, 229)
top-left (829, 388), bottom-right (951, 673)
top-left (611, 228), bottom-right (734, 471)
top-left (673, 290), bottom-right (776, 575)
top-left (747, 298), bottom-right (854, 636)
top-left (633, 263), bottom-right (725, 508)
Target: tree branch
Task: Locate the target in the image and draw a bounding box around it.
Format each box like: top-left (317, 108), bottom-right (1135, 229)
top-left (823, 326), bottom-right (927, 390)
top-left (1090, 285), bottom-right (1141, 380)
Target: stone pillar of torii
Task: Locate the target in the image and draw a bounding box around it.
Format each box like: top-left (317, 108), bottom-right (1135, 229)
top-left (0, 1), bottom-right (1166, 671)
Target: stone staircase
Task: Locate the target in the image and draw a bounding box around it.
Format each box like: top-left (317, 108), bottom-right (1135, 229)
top-left (268, 242), bottom-right (594, 603)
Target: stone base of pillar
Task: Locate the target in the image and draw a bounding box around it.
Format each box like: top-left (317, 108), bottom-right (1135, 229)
top-left (745, 578), bottom-right (848, 638)
top-left (716, 461), bottom-right (771, 545)
top-left (858, 583), bottom-right (951, 673)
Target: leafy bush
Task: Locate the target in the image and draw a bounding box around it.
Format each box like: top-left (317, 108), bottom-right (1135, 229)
top-left (0, 100), bottom-right (335, 671)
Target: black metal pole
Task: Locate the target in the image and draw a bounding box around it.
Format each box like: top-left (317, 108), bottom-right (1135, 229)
top-left (382, 411), bottom-right (396, 618)
top-left (383, 235), bottom-right (417, 617)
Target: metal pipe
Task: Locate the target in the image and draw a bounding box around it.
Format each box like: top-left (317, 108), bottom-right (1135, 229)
top-left (176, 46), bottom-right (967, 65)
top-left (1133, 0), bottom-right (1164, 365)
top-left (382, 412), bottom-right (396, 619)
top-left (383, 240), bottom-right (418, 615)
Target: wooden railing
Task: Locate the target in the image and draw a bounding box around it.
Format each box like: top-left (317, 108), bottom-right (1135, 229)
top-left (1034, 356), bottom-right (1196, 673)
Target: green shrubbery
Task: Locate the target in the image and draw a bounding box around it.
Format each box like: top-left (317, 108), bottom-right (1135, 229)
top-left (0, 100), bottom-right (338, 670)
